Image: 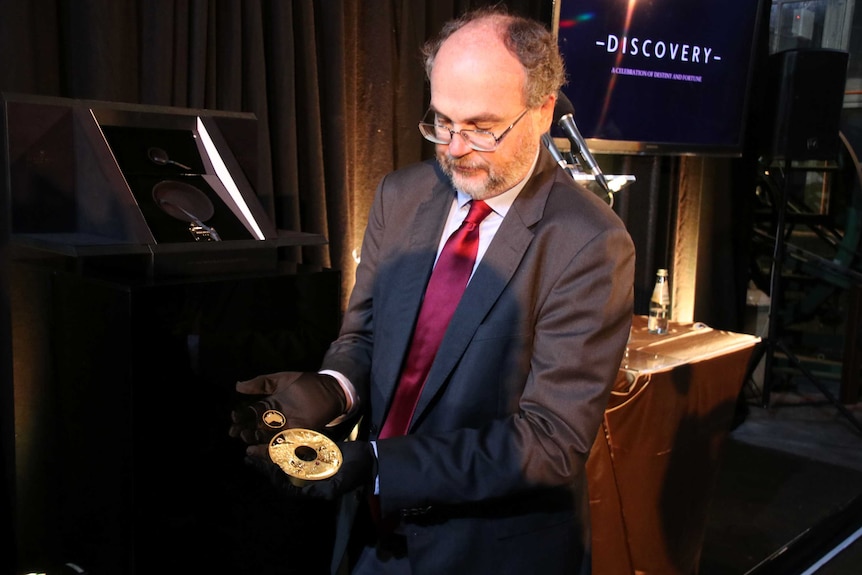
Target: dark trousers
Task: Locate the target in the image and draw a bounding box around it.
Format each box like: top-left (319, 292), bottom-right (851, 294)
top-left (350, 538), bottom-right (411, 575)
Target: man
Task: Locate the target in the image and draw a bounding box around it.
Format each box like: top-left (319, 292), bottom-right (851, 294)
top-left (231, 7), bottom-right (635, 574)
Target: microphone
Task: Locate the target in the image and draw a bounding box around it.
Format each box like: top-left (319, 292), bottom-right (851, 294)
top-left (541, 133), bottom-right (569, 171)
top-left (554, 92), bottom-right (609, 193)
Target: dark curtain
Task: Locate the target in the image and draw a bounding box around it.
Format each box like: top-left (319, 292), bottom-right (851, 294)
top-left (0, 6), bottom-right (551, 569)
top-left (0, 0), bottom-right (550, 297)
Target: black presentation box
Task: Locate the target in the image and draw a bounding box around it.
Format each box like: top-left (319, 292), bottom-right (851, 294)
top-left (1, 93), bottom-right (324, 278)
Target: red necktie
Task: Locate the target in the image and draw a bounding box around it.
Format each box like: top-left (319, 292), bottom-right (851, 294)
top-left (379, 199), bottom-right (493, 438)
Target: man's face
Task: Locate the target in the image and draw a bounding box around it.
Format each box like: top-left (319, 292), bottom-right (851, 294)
top-left (432, 106), bottom-right (538, 201)
top-left (428, 23), bottom-right (547, 200)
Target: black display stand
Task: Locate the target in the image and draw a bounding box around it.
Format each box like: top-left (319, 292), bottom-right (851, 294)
top-left (10, 260), bottom-right (342, 575)
top-left (2, 95), bottom-right (345, 573)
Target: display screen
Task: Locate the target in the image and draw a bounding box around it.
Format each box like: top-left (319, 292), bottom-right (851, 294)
top-left (555, 0), bottom-right (764, 156)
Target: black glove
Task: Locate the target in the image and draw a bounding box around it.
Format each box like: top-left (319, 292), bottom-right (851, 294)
top-left (229, 371), bottom-right (347, 444)
top-left (301, 440), bottom-right (377, 500)
top-left (244, 440), bottom-right (377, 501)
top-left (243, 446), bottom-right (302, 496)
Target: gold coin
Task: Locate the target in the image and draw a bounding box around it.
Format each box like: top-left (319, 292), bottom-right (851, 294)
top-left (268, 428), bottom-right (342, 485)
top-left (261, 409), bottom-right (286, 429)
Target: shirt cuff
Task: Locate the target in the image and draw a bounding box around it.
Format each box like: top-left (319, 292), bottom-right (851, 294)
top-left (371, 440), bottom-right (379, 495)
top-left (318, 369), bottom-right (359, 427)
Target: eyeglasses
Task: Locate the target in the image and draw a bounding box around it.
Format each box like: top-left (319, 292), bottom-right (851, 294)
top-left (418, 108), bottom-right (529, 152)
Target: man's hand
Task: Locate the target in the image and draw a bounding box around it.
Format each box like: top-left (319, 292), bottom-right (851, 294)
top-left (244, 440), bottom-right (377, 501)
top-left (301, 441), bottom-right (377, 500)
top-left (243, 447), bottom-right (302, 496)
top-left (229, 372), bottom-right (346, 444)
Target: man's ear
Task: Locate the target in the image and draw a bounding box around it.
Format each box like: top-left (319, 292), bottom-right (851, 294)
top-left (537, 93), bottom-right (556, 134)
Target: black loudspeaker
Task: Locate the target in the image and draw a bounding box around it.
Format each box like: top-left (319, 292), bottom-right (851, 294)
top-left (763, 48), bottom-right (849, 162)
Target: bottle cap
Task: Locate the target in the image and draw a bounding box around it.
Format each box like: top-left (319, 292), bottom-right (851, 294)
top-left (657, 269), bottom-right (668, 276)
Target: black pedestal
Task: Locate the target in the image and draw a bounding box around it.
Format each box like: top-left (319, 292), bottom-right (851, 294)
top-left (10, 263), bottom-right (342, 574)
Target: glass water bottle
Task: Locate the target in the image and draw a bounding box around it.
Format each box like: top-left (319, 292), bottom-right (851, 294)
top-left (648, 269), bottom-right (670, 334)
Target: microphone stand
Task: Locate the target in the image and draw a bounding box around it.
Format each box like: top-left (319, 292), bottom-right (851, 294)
top-left (543, 134), bottom-right (636, 206)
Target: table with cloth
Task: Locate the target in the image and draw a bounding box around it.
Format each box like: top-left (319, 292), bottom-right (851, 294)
top-left (587, 315), bottom-right (760, 574)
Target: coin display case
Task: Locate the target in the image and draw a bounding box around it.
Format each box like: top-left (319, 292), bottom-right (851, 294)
top-left (2, 95), bottom-right (341, 573)
top-left (2, 93), bottom-right (324, 277)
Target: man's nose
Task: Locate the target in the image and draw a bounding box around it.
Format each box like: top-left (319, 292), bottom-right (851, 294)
top-left (447, 132), bottom-right (472, 157)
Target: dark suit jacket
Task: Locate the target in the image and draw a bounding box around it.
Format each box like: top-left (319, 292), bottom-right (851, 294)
top-left (321, 148), bottom-right (635, 575)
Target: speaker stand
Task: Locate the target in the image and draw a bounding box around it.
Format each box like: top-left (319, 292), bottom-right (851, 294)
top-left (757, 156), bottom-right (862, 435)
